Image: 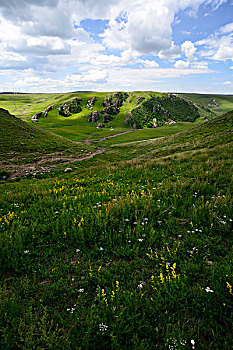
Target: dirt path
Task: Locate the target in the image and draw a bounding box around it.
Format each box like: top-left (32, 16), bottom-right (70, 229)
top-left (0, 148), bottom-right (105, 180)
top-left (93, 129), bottom-right (135, 142)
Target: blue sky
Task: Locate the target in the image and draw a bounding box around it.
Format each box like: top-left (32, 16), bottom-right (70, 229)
top-left (0, 0), bottom-right (232, 93)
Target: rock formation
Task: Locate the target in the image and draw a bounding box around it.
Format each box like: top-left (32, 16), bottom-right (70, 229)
top-left (86, 96), bottom-right (97, 110)
top-left (87, 111), bottom-right (99, 123)
top-left (57, 98), bottom-right (82, 117)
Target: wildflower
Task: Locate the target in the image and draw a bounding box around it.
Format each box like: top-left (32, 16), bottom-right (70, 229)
top-left (205, 287), bottom-right (214, 293)
top-left (191, 339), bottom-right (195, 349)
top-left (78, 289), bottom-right (84, 293)
top-left (138, 239), bottom-right (143, 242)
top-left (24, 250), bottom-right (29, 254)
top-left (99, 323), bottom-right (108, 332)
top-left (137, 283), bottom-right (143, 289)
top-left (116, 281), bottom-right (120, 291)
top-left (226, 282), bottom-right (233, 295)
top-left (76, 249), bottom-right (80, 253)
top-left (100, 247), bottom-right (104, 251)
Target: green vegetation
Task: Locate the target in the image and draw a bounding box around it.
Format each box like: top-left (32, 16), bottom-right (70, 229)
top-left (0, 101), bottom-right (232, 349)
top-left (0, 108), bottom-right (94, 164)
top-left (127, 95), bottom-right (200, 128)
top-left (1, 92), bottom-right (233, 144)
top-left (179, 93), bottom-right (233, 119)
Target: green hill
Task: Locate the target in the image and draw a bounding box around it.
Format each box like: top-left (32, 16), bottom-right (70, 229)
top-left (0, 105), bottom-right (232, 349)
top-left (0, 108), bottom-right (98, 178)
top-left (1, 92), bottom-right (233, 144)
top-left (126, 94), bottom-right (200, 128)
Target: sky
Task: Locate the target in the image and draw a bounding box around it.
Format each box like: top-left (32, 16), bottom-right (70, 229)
top-left (0, 0), bottom-right (233, 93)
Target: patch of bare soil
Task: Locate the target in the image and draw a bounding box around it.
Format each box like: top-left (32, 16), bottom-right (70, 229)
top-left (0, 148), bottom-right (104, 179)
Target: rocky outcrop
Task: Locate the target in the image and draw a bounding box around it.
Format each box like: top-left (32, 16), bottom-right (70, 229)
top-left (57, 98), bottom-right (82, 117)
top-left (102, 92), bottom-right (128, 109)
top-left (101, 106), bottom-right (120, 115)
top-left (31, 112), bottom-right (43, 121)
top-left (208, 99), bottom-right (219, 108)
top-left (153, 118), bottom-right (158, 127)
top-left (31, 105), bottom-right (53, 121)
top-left (96, 123), bottom-right (104, 129)
top-left (126, 94), bottom-right (200, 129)
top-left (165, 120), bottom-right (176, 125)
top-left (87, 96), bottom-right (97, 110)
top-left (43, 105), bottom-right (53, 118)
top-left (87, 111), bottom-right (99, 123)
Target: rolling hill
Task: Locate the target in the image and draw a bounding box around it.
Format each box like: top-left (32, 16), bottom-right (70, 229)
top-left (0, 108), bottom-right (101, 178)
top-left (0, 92), bottom-right (232, 349)
top-left (1, 92), bottom-right (233, 144)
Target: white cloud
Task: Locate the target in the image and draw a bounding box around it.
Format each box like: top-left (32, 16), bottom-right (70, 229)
top-left (206, 0), bottom-right (228, 11)
top-left (9, 64), bottom-right (213, 93)
top-left (174, 60), bottom-right (189, 68)
top-left (220, 22), bottom-right (233, 34)
top-left (222, 80), bottom-right (232, 85)
top-left (197, 35), bottom-right (233, 61)
top-left (181, 41), bottom-right (197, 61)
top-left (0, 0), bottom-right (228, 92)
top-left (137, 59), bottom-right (159, 68)
top-left (100, 0), bottom-right (219, 57)
top-left (90, 54), bottom-right (125, 67)
top-left (158, 42), bottom-right (181, 59)
top-left (182, 31), bottom-right (191, 35)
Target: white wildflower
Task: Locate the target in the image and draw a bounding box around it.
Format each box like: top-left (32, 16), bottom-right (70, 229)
top-left (99, 323), bottom-right (108, 332)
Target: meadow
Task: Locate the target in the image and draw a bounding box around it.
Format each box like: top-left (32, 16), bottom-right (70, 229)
top-left (0, 93), bottom-right (232, 349)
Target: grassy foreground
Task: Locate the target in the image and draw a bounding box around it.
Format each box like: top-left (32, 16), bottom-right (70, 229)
top-left (0, 111), bottom-right (233, 349)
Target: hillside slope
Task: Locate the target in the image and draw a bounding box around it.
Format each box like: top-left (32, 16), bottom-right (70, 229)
top-left (1, 92), bottom-right (233, 143)
top-left (0, 108), bottom-right (100, 178)
top-left (0, 110), bottom-right (232, 349)
top-left (97, 110), bottom-right (233, 162)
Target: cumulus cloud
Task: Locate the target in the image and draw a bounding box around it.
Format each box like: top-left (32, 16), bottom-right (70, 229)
top-left (137, 59), bottom-right (159, 68)
top-left (4, 36), bottom-right (71, 56)
top-left (174, 60), bottom-right (189, 69)
top-left (158, 42), bottom-right (181, 59)
top-left (196, 34), bottom-right (233, 61)
top-left (181, 41), bottom-right (197, 61)
top-left (0, 0), bottom-right (228, 91)
top-left (0, 0), bottom-right (59, 22)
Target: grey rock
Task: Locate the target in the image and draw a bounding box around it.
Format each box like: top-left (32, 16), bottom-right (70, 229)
top-left (64, 167), bottom-right (73, 173)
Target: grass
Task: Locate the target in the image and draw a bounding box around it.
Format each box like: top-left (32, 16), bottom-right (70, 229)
top-left (0, 108), bottom-right (96, 163)
top-left (179, 93), bottom-right (233, 119)
top-left (0, 107), bottom-right (232, 349)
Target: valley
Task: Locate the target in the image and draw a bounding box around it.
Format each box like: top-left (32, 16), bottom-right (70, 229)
top-left (0, 92), bottom-right (232, 349)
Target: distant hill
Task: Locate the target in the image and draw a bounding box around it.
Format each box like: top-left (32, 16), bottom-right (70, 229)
top-left (1, 92), bottom-right (233, 143)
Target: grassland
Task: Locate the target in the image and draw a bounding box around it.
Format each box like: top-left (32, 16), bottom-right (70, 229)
top-left (0, 97), bottom-right (232, 349)
top-left (1, 92), bottom-right (233, 144)
top-left (0, 108), bottom-right (101, 178)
